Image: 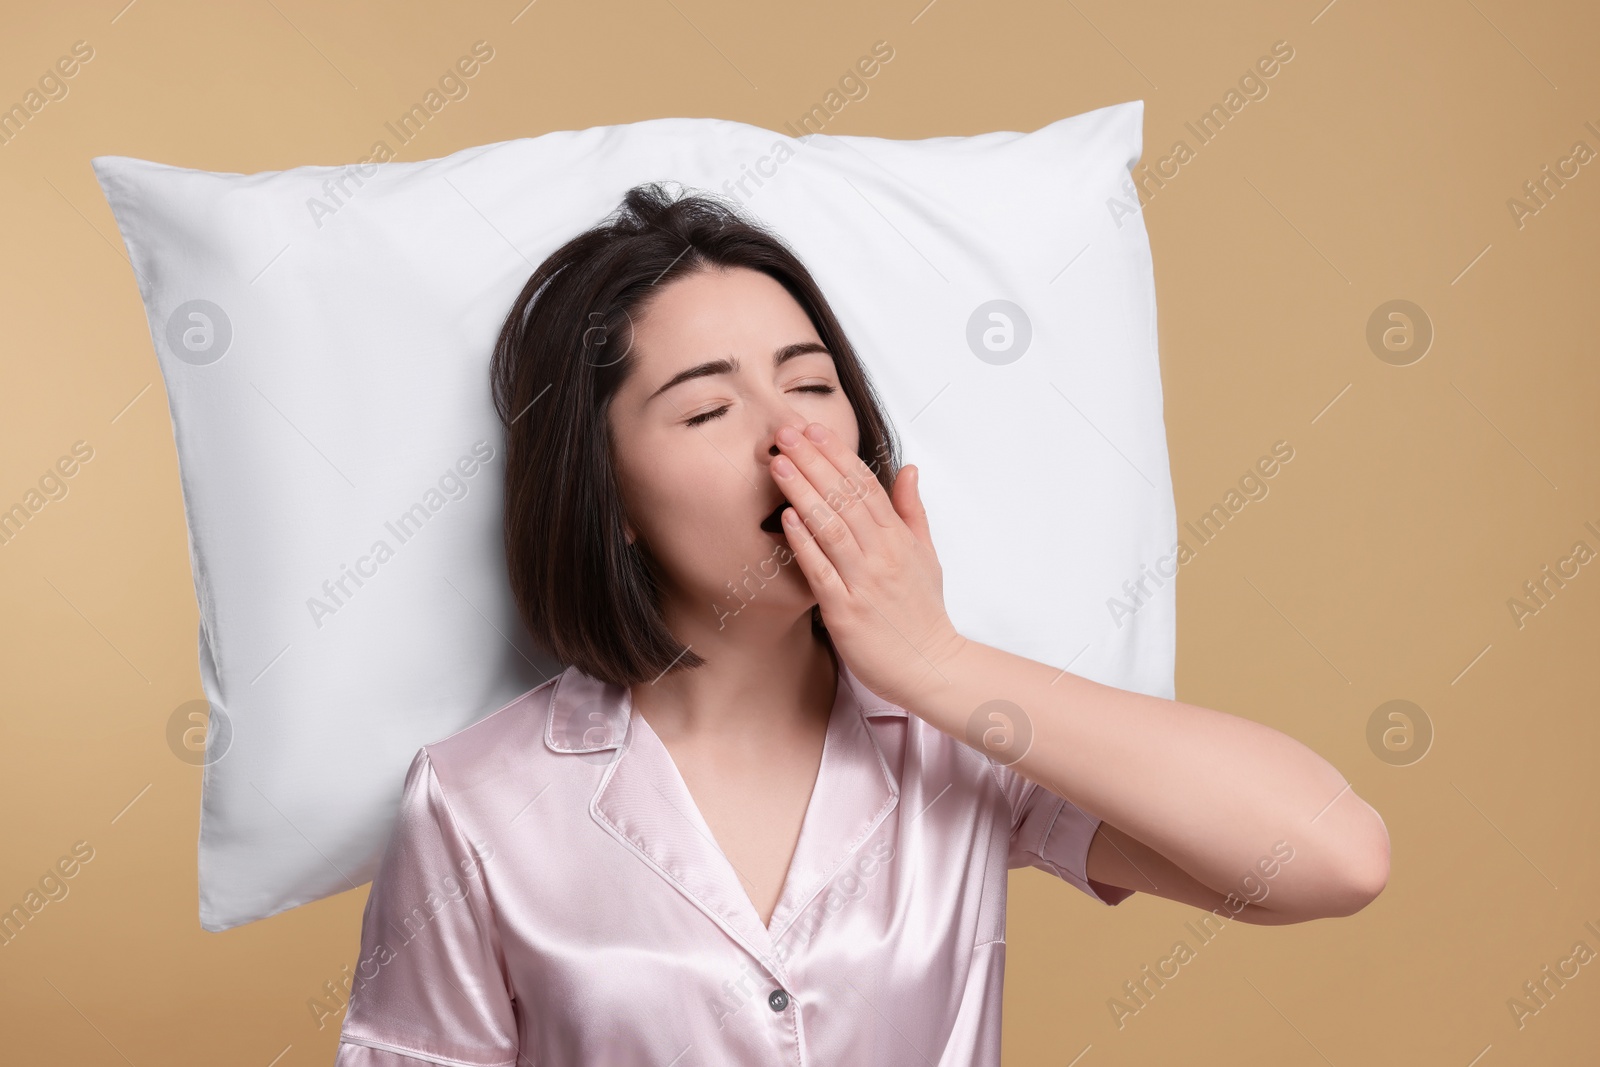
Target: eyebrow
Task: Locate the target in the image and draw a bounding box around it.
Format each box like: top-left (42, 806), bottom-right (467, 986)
top-left (645, 341), bottom-right (833, 406)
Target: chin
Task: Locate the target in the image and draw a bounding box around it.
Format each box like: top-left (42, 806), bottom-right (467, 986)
top-left (708, 543), bottom-right (811, 615)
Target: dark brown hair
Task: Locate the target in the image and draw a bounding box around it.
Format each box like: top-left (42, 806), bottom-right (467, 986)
top-left (489, 181), bottom-right (901, 689)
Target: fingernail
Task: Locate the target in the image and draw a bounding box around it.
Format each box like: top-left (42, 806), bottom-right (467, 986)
top-left (805, 423), bottom-right (827, 443)
top-left (777, 425), bottom-right (801, 446)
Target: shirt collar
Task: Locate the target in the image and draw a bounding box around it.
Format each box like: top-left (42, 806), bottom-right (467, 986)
top-left (541, 647), bottom-right (905, 973)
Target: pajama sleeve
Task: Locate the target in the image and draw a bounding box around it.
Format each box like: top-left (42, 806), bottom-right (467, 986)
top-left (991, 759), bottom-right (1136, 906)
top-left (334, 748), bottom-right (521, 1067)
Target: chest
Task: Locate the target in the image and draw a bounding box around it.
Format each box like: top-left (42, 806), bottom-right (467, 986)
top-left (491, 712), bottom-right (1014, 1063)
top-left (658, 726), bottom-right (829, 928)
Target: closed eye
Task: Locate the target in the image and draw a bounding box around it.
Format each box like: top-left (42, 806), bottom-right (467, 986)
top-left (684, 406), bottom-right (729, 428)
top-left (684, 384), bottom-right (836, 428)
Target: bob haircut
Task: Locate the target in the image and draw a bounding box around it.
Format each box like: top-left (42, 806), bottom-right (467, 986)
top-left (489, 181), bottom-right (902, 690)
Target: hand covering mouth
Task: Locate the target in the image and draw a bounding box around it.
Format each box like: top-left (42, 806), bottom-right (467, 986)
top-left (759, 500), bottom-right (793, 533)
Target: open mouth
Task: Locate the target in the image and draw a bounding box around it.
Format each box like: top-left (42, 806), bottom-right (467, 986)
top-left (759, 501), bottom-right (793, 534)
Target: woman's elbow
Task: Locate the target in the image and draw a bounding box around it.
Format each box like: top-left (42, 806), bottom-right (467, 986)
top-left (1339, 814), bottom-right (1392, 914)
top-left (1313, 804), bottom-right (1392, 919)
top-left (1268, 805), bottom-right (1391, 923)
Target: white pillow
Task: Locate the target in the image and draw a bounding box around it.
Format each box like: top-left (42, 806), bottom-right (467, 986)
top-left (92, 99), bottom-right (1175, 932)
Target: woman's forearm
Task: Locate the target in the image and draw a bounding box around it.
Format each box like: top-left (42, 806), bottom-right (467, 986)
top-left (901, 635), bottom-right (1391, 920)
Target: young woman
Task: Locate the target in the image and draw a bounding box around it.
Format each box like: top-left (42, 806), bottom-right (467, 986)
top-left (332, 183), bottom-right (1389, 1066)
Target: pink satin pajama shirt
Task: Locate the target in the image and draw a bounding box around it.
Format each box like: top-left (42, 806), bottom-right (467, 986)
top-left (333, 654), bottom-right (1132, 1066)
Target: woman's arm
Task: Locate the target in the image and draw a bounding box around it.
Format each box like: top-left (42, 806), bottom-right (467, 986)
top-left (1087, 821), bottom-right (1357, 925)
top-left (767, 421), bottom-right (1389, 924)
top-left (904, 635), bottom-right (1390, 923)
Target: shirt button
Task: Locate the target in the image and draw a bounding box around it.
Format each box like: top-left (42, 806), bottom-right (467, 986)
top-left (768, 988), bottom-right (790, 1012)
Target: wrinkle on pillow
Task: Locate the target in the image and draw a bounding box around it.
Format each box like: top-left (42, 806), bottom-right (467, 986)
top-left (92, 99), bottom-right (1175, 931)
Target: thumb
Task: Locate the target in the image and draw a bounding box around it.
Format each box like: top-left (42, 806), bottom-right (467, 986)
top-left (894, 464), bottom-right (933, 545)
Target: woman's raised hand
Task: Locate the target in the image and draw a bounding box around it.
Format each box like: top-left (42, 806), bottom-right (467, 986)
top-left (770, 421), bottom-right (967, 710)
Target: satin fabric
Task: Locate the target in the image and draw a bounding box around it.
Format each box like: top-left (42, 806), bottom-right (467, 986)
top-left (333, 651), bottom-right (1132, 1066)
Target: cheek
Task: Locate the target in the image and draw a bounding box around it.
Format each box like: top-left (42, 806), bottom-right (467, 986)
top-left (623, 437), bottom-right (739, 542)
top-left (613, 436), bottom-right (679, 539)
top-left (828, 400), bottom-right (863, 465)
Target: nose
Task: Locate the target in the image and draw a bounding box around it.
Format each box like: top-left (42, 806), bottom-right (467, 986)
top-left (767, 416), bottom-right (811, 456)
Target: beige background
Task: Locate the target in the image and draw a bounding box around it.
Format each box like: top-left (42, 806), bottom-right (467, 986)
top-left (2, 0), bottom-right (1597, 1063)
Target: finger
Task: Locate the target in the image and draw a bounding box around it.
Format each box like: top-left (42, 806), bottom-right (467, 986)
top-left (893, 465), bottom-right (934, 548)
top-left (779, 498), bottom-right (844, 600)
top-left (770, 450), bottom-right (866, 577)
top-left (814, 424), bottom-right (903, 532)
top-left (778, 423), bottom-right (895, 552)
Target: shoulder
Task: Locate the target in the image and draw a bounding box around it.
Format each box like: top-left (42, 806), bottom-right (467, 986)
top-left (837, 657), bottom-right (1001, 797)
top-left (418, 673), bottom-right (563, 793)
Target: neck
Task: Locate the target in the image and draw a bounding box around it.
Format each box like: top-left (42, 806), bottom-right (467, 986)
top-left (630, 607), bottom-right (838, 742)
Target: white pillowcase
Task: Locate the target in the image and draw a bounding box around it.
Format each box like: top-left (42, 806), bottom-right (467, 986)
top-left (92, 99), bottom-right (1175, 932)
